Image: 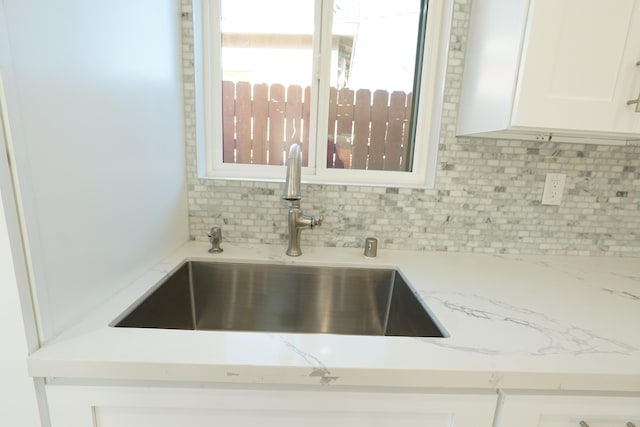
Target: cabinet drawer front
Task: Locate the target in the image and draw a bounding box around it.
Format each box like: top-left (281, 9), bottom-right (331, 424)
top-left (498, 393), bottom-right (640, 427)
top-left (95, 407), bottom-right (451, 427)
top-left (46, 384), bottom-right (498, 427)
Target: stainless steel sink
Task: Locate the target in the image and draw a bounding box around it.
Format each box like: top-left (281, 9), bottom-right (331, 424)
top-left (112, 261), bottom-right (446, 337)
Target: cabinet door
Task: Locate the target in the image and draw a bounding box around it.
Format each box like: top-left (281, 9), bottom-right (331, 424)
top-left (513, 0), bottom-right (640, 136)
top-left (498, 393), bottom-right (640, 427)
top-left (46, 384), bottom-right (497, 427)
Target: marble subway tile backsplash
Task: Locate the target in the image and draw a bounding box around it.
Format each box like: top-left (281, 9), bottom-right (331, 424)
top-left (181, 0), bottom-right (640, 256)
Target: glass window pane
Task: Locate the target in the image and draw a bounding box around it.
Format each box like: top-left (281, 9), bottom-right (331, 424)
top-left (220, 0), bottom-right (315, 166)
top-left (326, 0), bottom-right (422, 171)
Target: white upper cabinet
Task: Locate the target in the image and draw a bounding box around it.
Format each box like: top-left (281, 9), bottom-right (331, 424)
top-left (457, 0), bottom-right (640, 143)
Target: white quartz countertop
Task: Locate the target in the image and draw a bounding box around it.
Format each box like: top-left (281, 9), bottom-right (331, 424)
top-left (28, 242), bottom-right (640, 392)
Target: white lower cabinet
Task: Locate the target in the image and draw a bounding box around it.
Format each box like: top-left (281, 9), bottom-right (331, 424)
top-left (45, 383), bottom-right (498, 427)
top-left (497, 392), bottom-right (640, 427)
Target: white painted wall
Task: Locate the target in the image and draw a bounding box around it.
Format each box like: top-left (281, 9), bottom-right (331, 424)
top-left (2, 0), bottom-right (189, 341)
top-left (0, 188), bottom-right (43, 427)
top-left (0, 66), bottom-right (44, 427)
top-left (0, 3), bottom-right (47, 424)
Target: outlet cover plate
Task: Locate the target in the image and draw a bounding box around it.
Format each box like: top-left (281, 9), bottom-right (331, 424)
top-left (541, 173), bottom-right (566, 205)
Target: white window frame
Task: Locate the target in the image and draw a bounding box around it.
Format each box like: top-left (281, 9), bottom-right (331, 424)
top-left (193, 0), bottom-right (453, 188)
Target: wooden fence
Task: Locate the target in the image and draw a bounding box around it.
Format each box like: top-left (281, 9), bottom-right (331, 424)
top-left (222, 81), bottom-right (413, 171)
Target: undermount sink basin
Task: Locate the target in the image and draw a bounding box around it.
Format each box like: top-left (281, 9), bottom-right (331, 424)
top-left (112, 261), bottom-right (446, 338)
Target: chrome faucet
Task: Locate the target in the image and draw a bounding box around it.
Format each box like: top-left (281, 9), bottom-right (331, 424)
top-left (282, 144), bottom-right (323, 256)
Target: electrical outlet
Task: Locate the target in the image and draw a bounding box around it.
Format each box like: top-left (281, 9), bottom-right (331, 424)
top-left (541, 173), bottom-right (566, 205)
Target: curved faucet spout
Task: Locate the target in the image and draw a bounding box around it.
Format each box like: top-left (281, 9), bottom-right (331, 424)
top-left (281, 144), bottom-right (322, 256)
top-left (282, 144), bottom-right (302, 201)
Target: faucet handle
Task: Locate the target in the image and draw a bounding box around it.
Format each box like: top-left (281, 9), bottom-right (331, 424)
top-left (313, 215), bottom-right (324, 227)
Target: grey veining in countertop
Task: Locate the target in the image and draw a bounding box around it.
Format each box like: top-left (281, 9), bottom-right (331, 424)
top-left (425, 291), bottom-right (637, 357)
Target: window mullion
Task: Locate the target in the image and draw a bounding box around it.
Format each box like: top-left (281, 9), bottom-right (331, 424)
top-left (202, 0), bottom-right (224, 176)
top-left (309, 0), bottom-right (334, 177)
